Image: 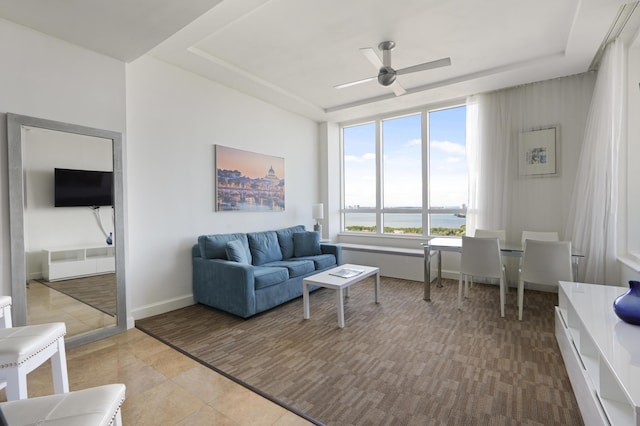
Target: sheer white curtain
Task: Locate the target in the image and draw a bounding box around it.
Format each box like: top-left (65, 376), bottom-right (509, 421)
top-left (566, 39), bottom-right (626, 285)
top-left (465, 94), bottom-right (511, 236)
top-left (466, 74), bottom-right (595, 245)
top-left (465, 98), bottom-right (480, 234)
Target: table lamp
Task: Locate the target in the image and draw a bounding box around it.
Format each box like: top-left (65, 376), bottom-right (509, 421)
top-left (312, 203), bottom-right (324, 235)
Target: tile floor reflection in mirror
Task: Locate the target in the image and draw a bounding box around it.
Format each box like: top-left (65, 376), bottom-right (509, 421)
top-left (27, 280), bottom-right (116, 337)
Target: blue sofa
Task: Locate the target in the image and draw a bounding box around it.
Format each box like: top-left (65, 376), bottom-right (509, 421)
top-left (192, 225), bottom-right (342, 318)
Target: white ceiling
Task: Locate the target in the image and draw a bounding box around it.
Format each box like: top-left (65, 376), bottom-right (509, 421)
top-left (0, 0), bottom-right (224, 62)
top-left (1, 0), bottom-right (639, 123)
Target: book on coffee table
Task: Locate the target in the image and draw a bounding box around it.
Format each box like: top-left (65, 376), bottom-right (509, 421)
top-left (329, 268), bottom-right (365, 278)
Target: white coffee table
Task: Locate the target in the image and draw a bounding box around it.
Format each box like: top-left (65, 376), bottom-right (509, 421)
top-left (302, 264), bottom-right (380, 328)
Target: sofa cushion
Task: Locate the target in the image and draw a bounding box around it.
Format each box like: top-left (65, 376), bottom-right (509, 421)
top-left (225, 239), bottom-right (251, 264)
top-left (293, 231), bottom-right (321, 257)
top-left (263, 260), bottom-right (315, 278)
top-left (198, 233), bottom-right (251, 261)
top-left (295, 254), bottom-right (337, 270)
top-left (253, 266), bottom-right (289, 290)
top-left (275, 225), bottom-right (306, 259)
top-left (248, 231), bottom-right (283, 265)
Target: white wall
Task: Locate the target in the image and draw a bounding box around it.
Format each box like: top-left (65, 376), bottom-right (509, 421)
top-left (620, 39), bottom-right (640, 283)
top-left (0, 18), bottom-right (126, 297)
top-left (318, 121), bottom-right (341, 240)
top-left (125, 55), bottom-right (319, 319)
top-left (1, 19), bottom-right (321, 322)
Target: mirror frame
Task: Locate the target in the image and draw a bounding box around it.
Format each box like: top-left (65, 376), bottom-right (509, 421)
top-left (7, 113), bottom-right (127, 347)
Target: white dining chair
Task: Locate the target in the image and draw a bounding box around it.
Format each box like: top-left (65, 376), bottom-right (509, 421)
top-left (459, 236), bottom-right (506, 317)
top-left (474, 229), bottom-right (506, 243)
top-left (518, 239), bottom-right (573, 320)
top-left (519, 230), bottom-right (560, 271)
top-left (520, 230), bottom-right (559, 246)
top-left (472, 230), bottom-right (507, 290)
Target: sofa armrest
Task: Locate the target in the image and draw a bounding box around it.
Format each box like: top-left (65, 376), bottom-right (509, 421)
top-left (321, 243), bottom-right (342, 265)
top-left (192, 258), bottom-right (257, 318)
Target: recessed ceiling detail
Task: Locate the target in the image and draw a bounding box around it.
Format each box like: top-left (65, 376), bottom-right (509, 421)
top-left (0, 0), bottom-right (637, 122)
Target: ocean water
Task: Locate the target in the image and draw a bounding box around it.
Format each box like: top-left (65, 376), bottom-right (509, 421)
top-left (345, 213), bottom-right (465, 229)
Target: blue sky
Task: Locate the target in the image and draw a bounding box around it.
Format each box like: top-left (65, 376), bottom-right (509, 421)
top-left (343, 105), bottom-right (467, 208)
top-left (429, 106), bottom-right (467, 208)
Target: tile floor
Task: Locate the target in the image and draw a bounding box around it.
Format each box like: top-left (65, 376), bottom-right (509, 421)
top-left (14, 282), bottom-right (313, 425)
top-left (27, 280), bottom-right (116, 337)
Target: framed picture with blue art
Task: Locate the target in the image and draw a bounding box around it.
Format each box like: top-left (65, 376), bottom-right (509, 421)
top-left (214, 145), bottom-right (285, 211)
top-left (518, 126), bottom-right (557, 176)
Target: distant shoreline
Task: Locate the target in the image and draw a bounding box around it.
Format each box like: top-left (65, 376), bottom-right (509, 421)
top-left (345, 212), bottom-right (466, 229)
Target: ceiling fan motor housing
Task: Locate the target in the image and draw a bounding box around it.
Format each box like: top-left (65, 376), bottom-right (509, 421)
top-left (378, 66), bottom-right (397, 86)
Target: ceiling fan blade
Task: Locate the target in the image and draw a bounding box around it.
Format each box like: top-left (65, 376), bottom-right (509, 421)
top-left (360, 47), bottom-right (384, 70)
top-left (390, 80), bottom-right (406, 96)
top-left (396, 57), bottom-right (451, 76)
top-left (334, 75), bottom-right (377, 89)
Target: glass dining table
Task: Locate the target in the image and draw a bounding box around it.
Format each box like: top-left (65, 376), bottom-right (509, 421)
top-left (421, 237), bottom-right (583, 301)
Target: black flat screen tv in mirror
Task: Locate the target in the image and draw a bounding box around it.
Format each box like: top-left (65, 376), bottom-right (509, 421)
top-left (54, 168), bottom-right (113, 207)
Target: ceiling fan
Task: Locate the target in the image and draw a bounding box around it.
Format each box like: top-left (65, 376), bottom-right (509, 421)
top-left (335, 41), bottom-right (451, 96)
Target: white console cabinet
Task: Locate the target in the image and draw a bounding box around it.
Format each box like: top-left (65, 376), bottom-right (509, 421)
top-left (42, 246), bottom-right (115, 281)
top-left (556, 281), bottom-right (640, 426)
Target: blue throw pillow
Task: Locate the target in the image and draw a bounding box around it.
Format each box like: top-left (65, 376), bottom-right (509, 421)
top-left (275, 225), bottom-right (306, 259)
top-left (198, 233), bottom-right (249, 259)
top-left (248, 231), bottom-right (283, 265)
top-left (293, 231), bottom-right (321, 257)
top-left (225, 239), bottom-right (250, 264)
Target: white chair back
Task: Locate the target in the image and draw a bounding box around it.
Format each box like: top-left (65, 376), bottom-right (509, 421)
top-left (517, 239), bottom-right (572, 321)
top-left (474, 229), bottom-right (506, 243)
top-left (461, 236), bottom-right (502, 278)
top-left (460, 236), bottom-right (506, 317)
top-left (521, 230), bottom-right (559, 246)
top-left (521, 240), bottom-right (573, 285)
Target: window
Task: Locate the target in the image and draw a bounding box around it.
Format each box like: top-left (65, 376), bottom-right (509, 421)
top-left (342, 105), bottom-right (467, 236)
top-left (428, 106), bottom-right (468, 236)
top-left (343, 122), bottom-right (376, 232)
top-left (382, 114), bottom-right (422, 235)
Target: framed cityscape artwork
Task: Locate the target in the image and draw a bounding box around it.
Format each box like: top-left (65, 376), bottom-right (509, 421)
top-left (518, 127), bottom-right (557, 176)
top-left (214, 145), bottom-right (285, 211)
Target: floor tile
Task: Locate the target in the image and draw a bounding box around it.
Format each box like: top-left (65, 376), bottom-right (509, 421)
top-left (17, 284), bottom-right (313, 425)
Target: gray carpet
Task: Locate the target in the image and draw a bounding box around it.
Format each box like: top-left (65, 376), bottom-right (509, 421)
top-left (136, 276), bottom-right (582, 425)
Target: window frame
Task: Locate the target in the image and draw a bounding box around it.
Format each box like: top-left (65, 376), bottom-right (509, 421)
top-left (340, 101), bottom-right (467, 237)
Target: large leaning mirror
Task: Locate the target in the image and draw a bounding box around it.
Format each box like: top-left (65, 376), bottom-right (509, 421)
top-left (7, 113), bottom-right (127, 348)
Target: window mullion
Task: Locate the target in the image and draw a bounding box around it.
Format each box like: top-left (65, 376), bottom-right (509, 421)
top-left (376, 119), bottom-right (383, 234)
top-left (422, 111), bottom-right (430, 236)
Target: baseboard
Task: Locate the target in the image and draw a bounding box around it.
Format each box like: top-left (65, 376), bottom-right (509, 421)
top-left (439, 270), bottom-right (460, 281)
top-left (131, 294), bottom-right (195, 320)
top-left (127, 315), bottom-right (136, 329)
top-left (27, 272), bottom-right (43, 281)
